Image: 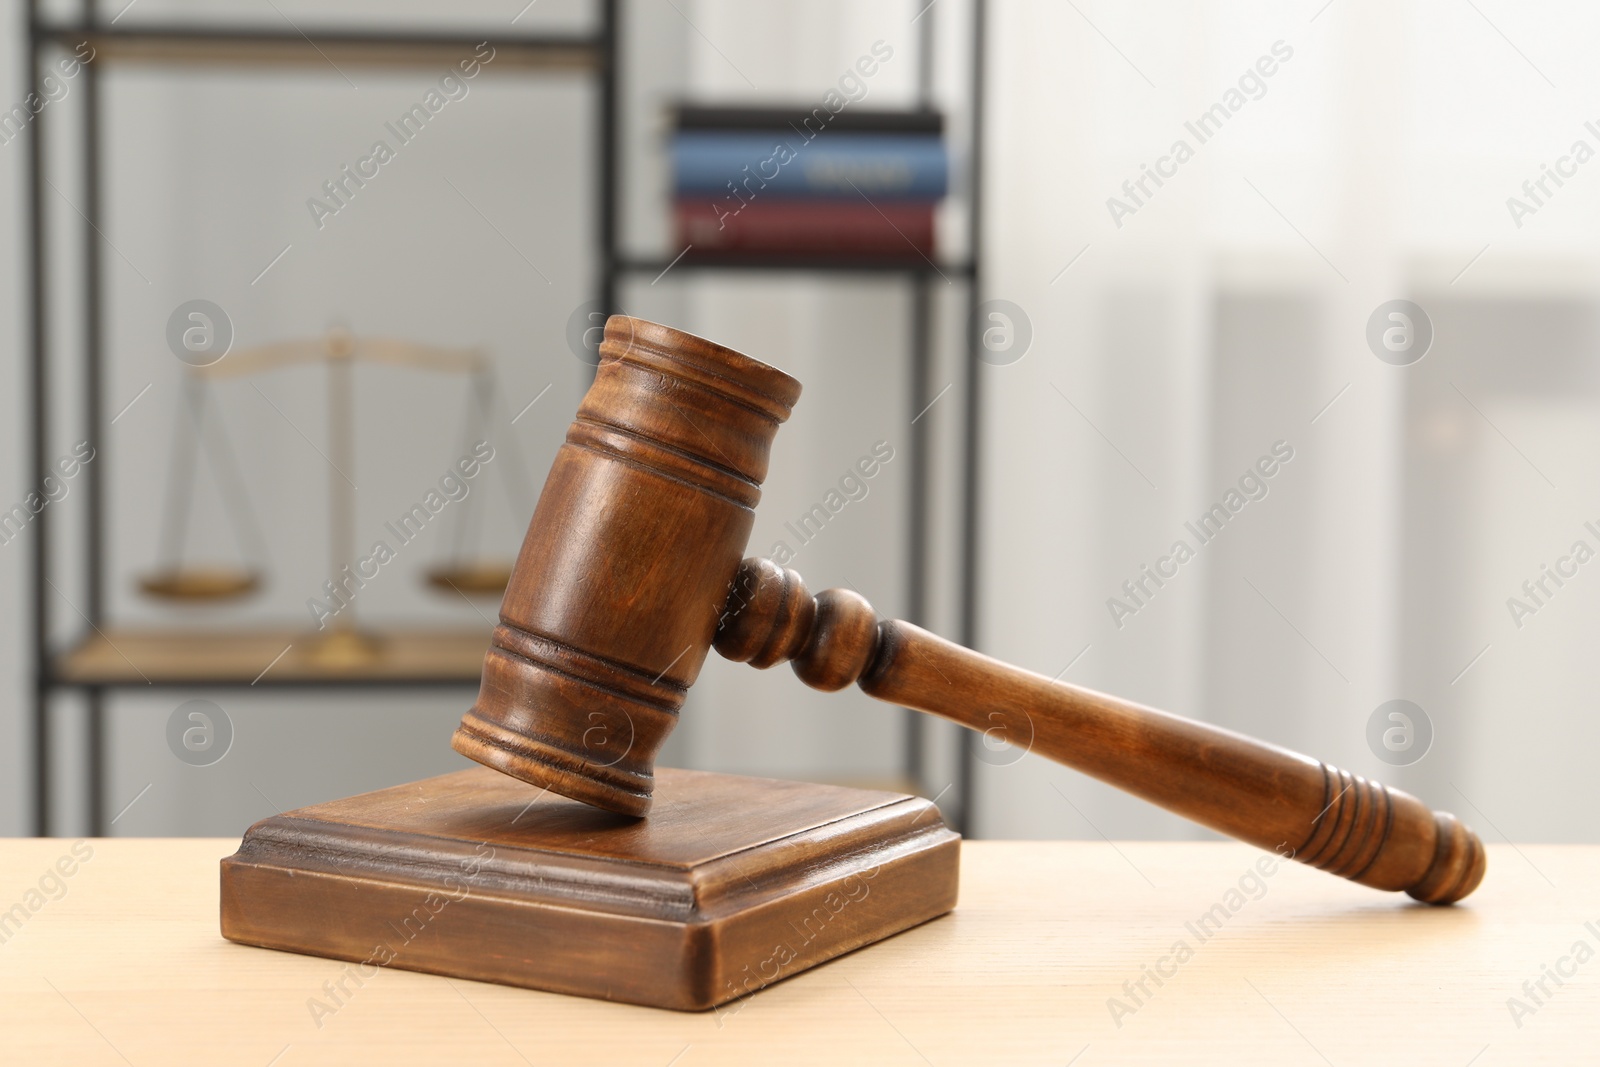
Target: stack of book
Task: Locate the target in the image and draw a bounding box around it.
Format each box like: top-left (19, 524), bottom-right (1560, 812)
top-left (671, 105), bottom-right (947, 263)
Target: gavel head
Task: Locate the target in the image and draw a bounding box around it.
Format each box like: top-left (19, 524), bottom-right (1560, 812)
top-left (451, 316), bottom-right (801, 816)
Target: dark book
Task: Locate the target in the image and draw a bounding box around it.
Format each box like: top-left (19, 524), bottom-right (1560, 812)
top-left (673, 104), bottom-right (943, 135)
top-left (675, 198), bottom-right (934, 259)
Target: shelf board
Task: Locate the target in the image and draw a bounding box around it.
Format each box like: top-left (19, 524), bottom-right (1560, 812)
top-left (34, 25), bottom-right (601, 70)
top-left (616, 255), bottom-right (976, 278)
top-left (52, 626), bottom-right (490, 688)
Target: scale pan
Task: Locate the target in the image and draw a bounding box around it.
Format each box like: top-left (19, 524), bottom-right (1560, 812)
top-left (425, 562), bottom-right (513, 597)
top-left (139, 567), bottom-right (262, 602)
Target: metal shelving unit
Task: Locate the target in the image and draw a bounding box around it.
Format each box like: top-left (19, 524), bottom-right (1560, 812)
top-left (25, 0), bottom-right (988, 837)
top-left (610, 0), bottom-right (989, 828)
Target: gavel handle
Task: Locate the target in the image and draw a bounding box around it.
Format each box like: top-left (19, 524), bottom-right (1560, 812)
top-left (714, 558), bottom-right (1486, 904)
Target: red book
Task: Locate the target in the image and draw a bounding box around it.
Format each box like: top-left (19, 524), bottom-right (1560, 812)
top-left (675, 198), bottom-right (935, 260)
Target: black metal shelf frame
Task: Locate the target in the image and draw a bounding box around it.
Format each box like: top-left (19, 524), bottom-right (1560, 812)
top-left (32, 24), bottom-right (604, 64)
top-left (25, 0), bottom-right (988, 837)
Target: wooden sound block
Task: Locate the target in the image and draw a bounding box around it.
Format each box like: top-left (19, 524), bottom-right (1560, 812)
top-left (220, 765), bottom-right (959, 1012)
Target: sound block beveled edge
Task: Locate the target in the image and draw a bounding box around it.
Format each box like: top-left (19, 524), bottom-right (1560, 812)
top-left (219, 766), bottom-right (960, 1011)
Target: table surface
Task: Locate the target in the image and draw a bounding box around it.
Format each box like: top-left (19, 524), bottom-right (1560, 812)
top-left (1, 838), bottom-right (1593, 1065)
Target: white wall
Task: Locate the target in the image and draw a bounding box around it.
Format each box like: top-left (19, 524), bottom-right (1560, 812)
top-left (4, 0), bottom-right (1599, 844)
top-left (972, 0), bottom-right (1600, 844)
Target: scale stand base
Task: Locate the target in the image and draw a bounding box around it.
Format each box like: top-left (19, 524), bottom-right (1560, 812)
top-left (303, 628), bottom-right (386, 669)
top-left (220, 765), bottom-right (960, 1011)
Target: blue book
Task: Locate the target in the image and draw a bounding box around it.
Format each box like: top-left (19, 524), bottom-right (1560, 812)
top-left (672, 131), bottom-right (948, 199)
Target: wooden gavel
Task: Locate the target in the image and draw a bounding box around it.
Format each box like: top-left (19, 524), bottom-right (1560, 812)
top-left (453, 317), bottom-right (1485, 905)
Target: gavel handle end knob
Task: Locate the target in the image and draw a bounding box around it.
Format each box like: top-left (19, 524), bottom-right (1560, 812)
top-left (1406, 811), bottom-right (1487, 905)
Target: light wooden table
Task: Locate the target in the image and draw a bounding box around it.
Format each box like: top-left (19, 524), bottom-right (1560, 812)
top-left (1, 839), bottom-right (1593, 1065)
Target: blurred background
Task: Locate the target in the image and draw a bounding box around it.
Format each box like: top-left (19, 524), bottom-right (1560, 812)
top-left (3, 0), bottom-right (1597, 845)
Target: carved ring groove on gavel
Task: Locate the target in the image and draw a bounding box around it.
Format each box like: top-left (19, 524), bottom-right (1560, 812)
top-left (452, 316), bottom-right (1486, 906)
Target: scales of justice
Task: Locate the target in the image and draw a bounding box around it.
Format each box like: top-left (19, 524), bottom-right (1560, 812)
top-left (134, 325), bottom-right (533, 673)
